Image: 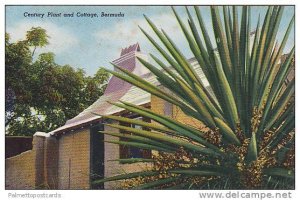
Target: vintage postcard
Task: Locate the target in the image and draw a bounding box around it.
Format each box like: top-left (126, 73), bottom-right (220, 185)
top-left (4, 2), bottom-right (296, 199)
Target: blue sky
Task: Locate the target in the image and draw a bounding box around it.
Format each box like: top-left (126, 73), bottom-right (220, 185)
top-left (6, 6), bottom-right (294, 76)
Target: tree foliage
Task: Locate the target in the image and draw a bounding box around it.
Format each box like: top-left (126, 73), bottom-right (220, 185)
top-left (5, 28), bottom-right (110, 136)
top-left (26, 27), bottom-right (49, 56)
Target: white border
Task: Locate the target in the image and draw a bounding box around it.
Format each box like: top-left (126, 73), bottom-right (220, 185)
top-left (1, 1), bottom-right (298, 200)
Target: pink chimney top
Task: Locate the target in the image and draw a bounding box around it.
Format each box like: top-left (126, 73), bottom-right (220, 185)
top-left (104, 43), bottom-right (148, 95)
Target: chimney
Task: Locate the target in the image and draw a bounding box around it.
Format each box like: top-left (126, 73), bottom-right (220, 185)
top-left (104, 43), bottom-right (149, 94)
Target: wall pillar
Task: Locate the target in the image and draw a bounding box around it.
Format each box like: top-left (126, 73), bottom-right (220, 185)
top-left (33, 132), bottom-right (59, 189)
top-left (44, 136), bottom-right (59, 189)
top-left (33, 133), bottom-right (45, 188)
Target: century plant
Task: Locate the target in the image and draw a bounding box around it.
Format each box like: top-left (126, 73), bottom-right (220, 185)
top-left (93, 6), bottom-right (295, 189)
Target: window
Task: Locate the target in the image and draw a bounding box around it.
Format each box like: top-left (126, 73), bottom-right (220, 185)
top-left (119, 116), bottom-right (152, 160)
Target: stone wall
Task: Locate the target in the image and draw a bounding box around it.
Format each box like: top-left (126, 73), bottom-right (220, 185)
top-left (6, 129), bottom-right (92, 190)
top-left (5, 133), bottom-right (59, 189)
top-left (57, 129), bottom-right (91, 189)
top-left (5, 150), bottom-right (36, 189)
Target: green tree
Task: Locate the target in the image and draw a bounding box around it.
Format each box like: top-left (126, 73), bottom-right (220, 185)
top-left (94, 6), bottom-right (294, 189)
top-left (82, 68), bottom-right (110, 106)
top-left (5, 33), bottom-right (32, 126)
top-left (5, 29), bottom-right (110, 136)
top-left (26, 27), bottom-right (49, 56)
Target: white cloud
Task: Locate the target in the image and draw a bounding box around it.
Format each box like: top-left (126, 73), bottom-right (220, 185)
top-left (6, 21), bottom-right (79, 54)
top-left (93, 13), bottom-right (180, 41)
top-left (92, 13), bottom-right (189, 59)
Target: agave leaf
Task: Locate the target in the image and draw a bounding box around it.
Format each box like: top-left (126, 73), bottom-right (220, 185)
top-left (133, 176), bottom-right (179, 189)
top-left (211, 6), bottom-right (233, 80)
top-left (269, 41), bottom-right (279, 69)
top-left (263, 168), bottom-right (294, 179)
top-left (259, 7), bottom-right (284, 85)
top-left (146, 54), bottom-right (218, 127)
top-left (186, 6), bottom-right (212, 73)
top-left (100, 131), bottom-right (178, 152)
top-left (272, 63), bottom-right (294, 101)
top-left (92, 171), bottom-right (159, 185)
top-left (194, 83), bottom-right (224, 120)
top-left (257, 47), bottom-right (294, 137)
top-left (267, 116), bottom-right (294, 149)
top-left (193, 164), bottom-right (239, 175)
top-left (148, 56), bottom-right (211, 122)
top-left (149, 53), bottom-right (180, 81)
top-left (110, 100), bottom-right (220, 150)
top-left (256, 6), bottom-right (273, 72)
top-left (214, 52), bottom-right (239, 129)
top-left (276, 138), bottom-right (294, 165)
top-left (244, 6), bottom-right (251, 136)
top-left (268, 114), bottom-right (295, 149)
top-left (232, 6), bottom-right (240, 98)
top-left (105, 140), bottom-right (173, 153)
top-left (107, 158), bottom-right (154, 164)
top-left (239, 6), bottom-right (247, 83)
top-left (136, 56), bottom-right (186, 98)
top-left (142, 16), bottom-right (193, 85)
top-left (164, 182), bottom-right (190, 189)
top-left (105, 64), bottom-right (205, 122)
top-left (138, 25), bottom-right (191, 84)
top-left (248, 16), bottom-right (261, 132)
top-left (119, 55), bottom-right (209, 121)
top-left (236, 6), bottom-right (248, 134)
top-left (249, 16), bottom-right (260, 94)
top-left (106, 123), bottom-right (222, 157)
top-left (259, 47), bottom-right (294, 113)
top-left (184, 7), bottom-right (225, 115)
top-left (264, 79), bottom-right (294, 131)
top-left (169, 169), bottom-right (225, 176)
top-left (214, 117), bottom-right (240, 145)
top-left (100, 114), bottom-right (177, 134)
top-left (257, 41), bottom-right (280, 103)
top-left (149, 53), bottom-right (199, 102)
top-left (175, 77), bottom-right (216, 128)
top-left (103, 67), bottom-right (179, 107)
top-left (161, 27), bottom-right (202, 87)
top-left (186, 10), bottom-right (226, 117)
top-left (171, 7), bottom-right (208, 87)
top-left (252, 6), bottom-right (272, 106)
top-left (256, 8), bottom-right (285, 108)
top-left (223, 6), bottom-right (233, 62)
top-left (194, 6), bottom-right (215, 60)
top-left (269, 102), bottom-right (294, 131)
top-left (245, 133), bottom-right (257, 164)
top-left (114, 62), bottom-right (193, 103)
top-left (259, 16), bottom-right (295, 105)
top-left (264, 6), bottom-right (279, 49)
top-left (270, 15), bottom-right (294, 69)
top-left (194, 6), bottom-right (230, 118)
